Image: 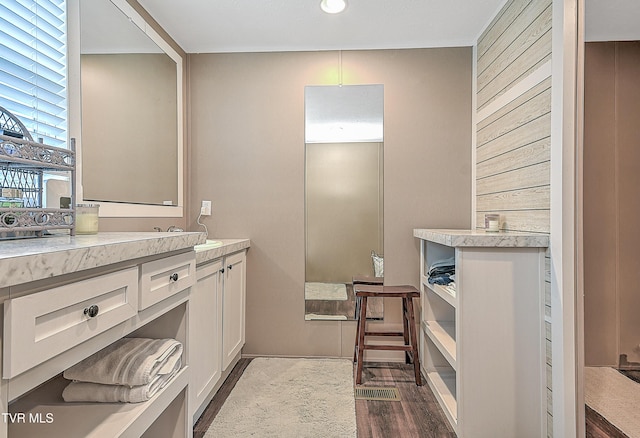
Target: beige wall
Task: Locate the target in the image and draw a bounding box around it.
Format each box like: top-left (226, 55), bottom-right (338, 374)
top-left (584, 41), bottom-right (640, 366)
top-left (188, 48), bottom-right (472, 357)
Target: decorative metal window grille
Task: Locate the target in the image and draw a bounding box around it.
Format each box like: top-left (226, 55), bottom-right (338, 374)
top-left (1, 107), bottom-right (75, 238)
top-left (1, 168), bottom-right (40, 207)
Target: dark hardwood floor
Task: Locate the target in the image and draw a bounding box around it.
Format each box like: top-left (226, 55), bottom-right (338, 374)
top-left (193, 358), bottom-right (252, 438)
top-left (355, 362), bottom-right (456, 438)
top-left (193, 358), bottom-right (455, 438)
top-left (585, 405), bottom-right (628, 438)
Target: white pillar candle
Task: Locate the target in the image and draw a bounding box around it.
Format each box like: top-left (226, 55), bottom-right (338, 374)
top-left (485, 214), bottom-right (500, 232)
top-left (76, 204), bottom-right (99, 234)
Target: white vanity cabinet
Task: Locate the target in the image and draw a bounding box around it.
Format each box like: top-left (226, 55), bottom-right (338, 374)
top-left (0, 232), bottom-right (204, 438)
top-left (190, 259), bottom-right (223, 420)
top-left (190, 248), bottom-right (247, 421)
top-left (414, 229), bottom-right (549, 438)
top-left (221, 251), bottom-right (246, 371)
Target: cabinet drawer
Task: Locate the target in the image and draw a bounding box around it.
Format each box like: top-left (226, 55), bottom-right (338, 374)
top-left (3, 267), bottom-right (139, 379)
top-left (139, 251), bottom-right (196, 310)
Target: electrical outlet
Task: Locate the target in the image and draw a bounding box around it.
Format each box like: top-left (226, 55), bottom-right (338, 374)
top-left (201, 200), bottom-right (212, 216)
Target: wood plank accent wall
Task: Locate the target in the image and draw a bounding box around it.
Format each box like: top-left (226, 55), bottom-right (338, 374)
top-left (476, 0), bottom-right (553, 435)
top-left (478, 0), bottom-right (552, 111)
top-left (476, 79), bottom-right (551, 232)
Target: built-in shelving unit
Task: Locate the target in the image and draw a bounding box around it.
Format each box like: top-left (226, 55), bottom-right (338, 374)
top-left (5, 296), bottom-right (191, 438)
top-left (9, 367), bottom-right (188, 437)
top-left (422, 320), bottom-right (456, 367)
top-left (415, 228), bottom-right (549, 438)
top-left (426, 368), bottom-right (457, 424)
top-left (422, 276), bottom-right (457, 306)
top-left (419, 240), bottom-right (458, 428)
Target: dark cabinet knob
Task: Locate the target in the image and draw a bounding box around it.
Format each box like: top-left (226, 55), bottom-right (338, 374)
top-left (84, 305), bottom-right (99, 318)
top-left (227, 265), bottom-right (233, 271)
top-left (219, 268), bottom-right (225, 274)
top-left (169, 273), bottom-right (179, 282)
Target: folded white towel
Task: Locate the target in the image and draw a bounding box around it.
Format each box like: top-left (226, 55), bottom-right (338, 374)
top-left (63, 338), bottom-right (183, 387)
top-left (62, 358), bottom-right (181, 403)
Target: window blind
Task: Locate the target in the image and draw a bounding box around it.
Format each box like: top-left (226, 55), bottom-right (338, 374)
top-left (0, 0), bottom-right (67, 148)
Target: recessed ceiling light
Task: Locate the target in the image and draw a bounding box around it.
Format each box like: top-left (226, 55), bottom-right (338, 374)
top-left (320, 0), bottom-right (347, 14)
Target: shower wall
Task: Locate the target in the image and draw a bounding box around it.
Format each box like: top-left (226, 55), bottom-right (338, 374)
top-left (584, 41), bottom-right (640, 366)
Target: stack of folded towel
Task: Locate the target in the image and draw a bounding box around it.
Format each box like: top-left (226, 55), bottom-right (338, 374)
top-left (427, 257), bottom-right (455, 286)
top-left (62, 337), bottom-right (183, 404)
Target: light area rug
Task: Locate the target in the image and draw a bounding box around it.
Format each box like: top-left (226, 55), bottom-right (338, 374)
top-left (304, 282), bottom-right (348, 301)
top-left (205, 357), bottom-right (357, 437)
top-left (584, 366), bottom-right (640, 437)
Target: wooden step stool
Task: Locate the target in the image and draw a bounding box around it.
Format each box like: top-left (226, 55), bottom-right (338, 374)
top-left (352, 275), bottom-right (383, 320)
top-left (353, 284), bottom-right (422, 386)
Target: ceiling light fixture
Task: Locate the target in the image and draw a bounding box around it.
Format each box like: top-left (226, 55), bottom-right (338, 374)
top-left (320, 0), bottom-right (347, 14)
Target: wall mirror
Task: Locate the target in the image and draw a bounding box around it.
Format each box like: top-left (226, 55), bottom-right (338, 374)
top-left (76, 0), bottom-right (183, 217)
top-left (304, 84), bottom-right (384, 321)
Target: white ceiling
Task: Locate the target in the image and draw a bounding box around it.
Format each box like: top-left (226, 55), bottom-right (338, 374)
top-left (584, 0), bottom-right (640, 42)
top-left (82, 0), bottom-right (162, 54)
top-left (135, 0), bottom-right (640, 54)
top-left (136, 0), bottom-right (506, 53)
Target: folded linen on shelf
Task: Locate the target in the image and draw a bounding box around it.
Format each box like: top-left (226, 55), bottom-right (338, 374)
top-left (427, 257), bottom-right (455, 285)
top-left (427, 257), bottom-right (455, 277)
top-left (63, 337), bottom-right (183, 387)
top-left (428, 273), bottom-right (455, 286)
top-left (62, 358), bottom-right (181, 403)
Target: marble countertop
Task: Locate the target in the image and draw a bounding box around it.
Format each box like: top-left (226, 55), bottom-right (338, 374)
top-left (413, 228), bottom-right (549, 248)
top-left (195, 238), bottom-right (251, 265)
top-left (0, 232), bottom-right (207, 289)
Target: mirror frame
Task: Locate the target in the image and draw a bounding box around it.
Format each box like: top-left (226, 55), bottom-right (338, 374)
top-left (68, 0), bottom-right (184, 217)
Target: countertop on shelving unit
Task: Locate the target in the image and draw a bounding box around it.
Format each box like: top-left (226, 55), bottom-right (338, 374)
top-left (413, 228), bottom-right (549, 248)
top-left (0, 232), bottom-right (207, 289)
top-left (195, 238), bottom-right (251, 265)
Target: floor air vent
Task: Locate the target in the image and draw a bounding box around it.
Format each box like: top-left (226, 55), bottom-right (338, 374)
top-left (354, 386), bottom-right (401, 401)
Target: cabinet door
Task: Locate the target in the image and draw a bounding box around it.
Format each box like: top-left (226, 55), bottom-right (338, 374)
top-left (222, 251), bottom-right (246, 371)
top-left (190, 259), bottom-right (223, 418)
